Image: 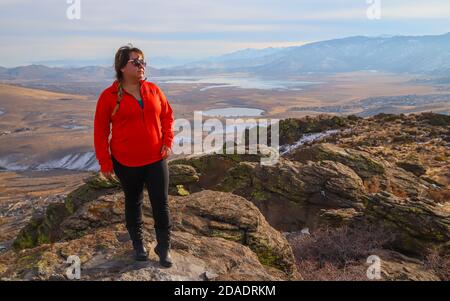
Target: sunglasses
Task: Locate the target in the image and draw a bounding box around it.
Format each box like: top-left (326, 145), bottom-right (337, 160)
top-left (128, 58), bottom-right (147, 68)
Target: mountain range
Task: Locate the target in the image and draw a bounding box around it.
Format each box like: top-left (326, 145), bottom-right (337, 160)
top-left (0, 32), bottom-right (449, 81)
top-left (174, 32), bottom-right (450, 76)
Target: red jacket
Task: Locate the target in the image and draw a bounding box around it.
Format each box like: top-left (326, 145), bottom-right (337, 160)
top-left (94, 79), bottom-right (174, 172)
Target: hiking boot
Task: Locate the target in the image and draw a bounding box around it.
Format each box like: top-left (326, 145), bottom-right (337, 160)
top-left (128, 223), bottom-right (148, 261)
top-left (132, 240), bottom-right (148, 261)
top-left (154, 245), bottom-right (173, 268)
top-left (154, 228), bottom-right (173, 268)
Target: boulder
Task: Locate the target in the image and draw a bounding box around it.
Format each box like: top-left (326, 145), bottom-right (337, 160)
top-left (375, 249), bottom-right (441, 281)
top-left (365, 191), bottom-right (450, 255)
top-left (6, 180), bottom-right (300, 280)
top-left (216, 158), bottom-right (366, 231)
top-left (288, 143), bottom-right (386, 179)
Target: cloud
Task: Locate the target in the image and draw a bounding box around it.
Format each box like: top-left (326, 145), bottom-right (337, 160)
top-left (0, 0), bottom-right (449, 66)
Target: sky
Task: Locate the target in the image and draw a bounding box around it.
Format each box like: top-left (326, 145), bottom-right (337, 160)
top-left (0, 0), bottom-right (450, 67)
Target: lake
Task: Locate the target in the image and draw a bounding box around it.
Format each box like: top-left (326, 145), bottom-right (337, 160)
top-left (153, 75), bottom-right (321, 91)
top-left (201, 107), bottom-right (265, 117)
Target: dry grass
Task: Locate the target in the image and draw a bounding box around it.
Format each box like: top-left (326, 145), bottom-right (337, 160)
top-left (388, 182), bottom-right (408, 198)
top-left (287, 223), bottom-right (395, 281)
top-left (424, 248), bottom-right (450, 281)
top-left (364, 176), bottom-right (381, 193)
top-left (428, 189), bottom-right (450, 204)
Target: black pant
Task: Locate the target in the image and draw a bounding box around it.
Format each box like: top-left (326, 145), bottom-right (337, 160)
top-left (112, 156), bottom-right (172, 234)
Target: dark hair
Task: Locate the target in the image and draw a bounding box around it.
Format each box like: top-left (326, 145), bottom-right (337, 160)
top-left (114, 44), bottom-right (145, 82)
top-left (111, 44), bottom-right (145, 117)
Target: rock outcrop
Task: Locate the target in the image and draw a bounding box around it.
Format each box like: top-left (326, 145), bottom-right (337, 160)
top-left (164, 113), bottom-right (449, 281)
top-left (376, 249), bottom-right (441, 281)
top-left (365, 191), bottom-right (450, 255)
top-left (2, 112), bottom-right (448, 281)
top-left (1, 175), bottom-right (300, 280)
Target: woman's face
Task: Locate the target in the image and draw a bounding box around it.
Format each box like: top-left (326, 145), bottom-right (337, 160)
top-left (121, 51), bottom-right (145, 81)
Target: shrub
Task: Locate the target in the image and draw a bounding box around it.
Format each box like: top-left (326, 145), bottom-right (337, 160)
top-left (424, 247), bottom-right (450, 281)
top-left (287, 222), bottom-right (395, 280)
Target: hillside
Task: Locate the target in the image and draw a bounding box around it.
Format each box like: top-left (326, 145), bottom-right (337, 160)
top-left (0, 112), bottom-right (448, 281)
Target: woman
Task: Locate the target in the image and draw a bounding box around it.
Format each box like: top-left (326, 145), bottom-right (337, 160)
top-left (94, 44), bottom-right (174, 267)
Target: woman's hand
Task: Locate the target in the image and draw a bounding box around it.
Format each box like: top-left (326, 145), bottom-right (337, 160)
top-left (100, 171), bottom-right (117, 182)
top-left (160, 144), bottom-right (171, 159)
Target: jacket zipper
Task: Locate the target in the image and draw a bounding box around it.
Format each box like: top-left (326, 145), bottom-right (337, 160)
top-left (122, 88), bottom-right (145, 121)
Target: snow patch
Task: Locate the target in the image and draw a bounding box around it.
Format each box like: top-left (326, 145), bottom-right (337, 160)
top-left (280, 129), bottom-right (341, 155)
top-left (0, 157), bottom-right (29, 171)
top-left (60, 124), bottom-right (88, 130)
top-left (36, 152), bottom-right (99, 171)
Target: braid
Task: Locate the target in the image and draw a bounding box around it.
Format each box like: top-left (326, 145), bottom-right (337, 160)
top-left (111, 81), bottom-right (123, 117)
